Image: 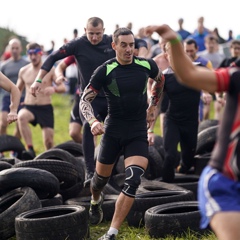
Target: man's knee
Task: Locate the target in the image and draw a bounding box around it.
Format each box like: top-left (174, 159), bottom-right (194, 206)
top-left (91, 172), bottom-right (110, 192)
top-left (122, 165), bottom-right (145, 198)
top-left (69, 129), bottom-right (79, 139)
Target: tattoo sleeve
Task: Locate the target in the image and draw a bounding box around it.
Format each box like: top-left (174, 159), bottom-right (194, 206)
top-left (80, 85), bottom-right (98, 123)
top-left (149, 69), bottom-right (165, 106)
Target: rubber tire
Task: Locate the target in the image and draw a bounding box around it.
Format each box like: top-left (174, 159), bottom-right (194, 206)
top-left (156, 173), bottom-right (200, 200)
top-left (194, 153), bottom-right (211, 176)
top-left (0, 167), bottom-right (59, 199)
top-left (40, 194), bottom-right (63, 207)
top-left (54, 140), bottom-right (83, 157)
top-left (144, 201), bottom-right (207, 238)
top-left (127, 189), bottom-right (194, 227)
top-left (198, 119), bottom-right (219, 133)
top-left (0, 157), bottom-right (17, 165)
top-left (15, 205), bottom-right (89, 240)
top-left (0, 135), bottom-right (25, 160)
top-left (153, 134), bottom-right (165, 159)
top-left (65, 194), bottom-right (118, 221)
top-left (144, 146), bottom-right (163, 180)
top-left (0, 187), bottom-right (41, 240)
top-left (13, 159), bottom-right (79, 188)
top-left (0, 161), bottom-right (12, 171)
top-left (34, 148), bottom-right (84, 184)
top-left (196, 125), bottom-right (218, 155)
top-left (137, 178), bottom-right (191, 193)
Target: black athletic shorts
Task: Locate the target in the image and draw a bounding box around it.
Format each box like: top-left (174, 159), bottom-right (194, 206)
top-left (24, 104), bottom-right (54, 128)
top-left (98, 118), bottom-right (148, 165)
top-left (2, 95), bottom-right (25, 112)
top-left (70, 94), bottom-right (82, 125)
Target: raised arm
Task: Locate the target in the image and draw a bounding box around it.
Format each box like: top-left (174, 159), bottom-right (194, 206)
top-left (55, 56), bottom-right (76, 84)
top-left (30, 48), bottom-right (72, 97)
top-left (145, 25), bottom-right (218, 93)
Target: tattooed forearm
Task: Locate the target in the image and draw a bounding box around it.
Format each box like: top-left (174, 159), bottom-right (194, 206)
top-left (149, 69), bottom-right (165, 106)
top-left (80, 86), bottom-right (98, 123)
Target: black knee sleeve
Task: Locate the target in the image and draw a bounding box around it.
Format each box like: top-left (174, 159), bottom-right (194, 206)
top-left (91, 172), bottom-right (109, 192)
top-left (122, 165), bottom-right (145, 198)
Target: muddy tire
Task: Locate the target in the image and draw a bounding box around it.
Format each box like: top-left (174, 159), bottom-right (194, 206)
top-left (15, 205), bottom-right (89, 240)
top-left (0, 187), bottom-right (41, 239)
top-left (0, 167), bottom-right (59, 199)
top-left (144, 201), bottom-right (206, 238)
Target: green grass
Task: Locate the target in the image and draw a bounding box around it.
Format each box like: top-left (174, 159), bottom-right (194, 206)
top-left (7, 93), bottom-right (217, 239)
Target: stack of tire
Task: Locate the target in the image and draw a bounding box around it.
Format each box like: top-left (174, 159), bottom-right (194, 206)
top-left (0, 122), bottom-right (218, 239)
top-left (0, 139), bottom-right (89, 240)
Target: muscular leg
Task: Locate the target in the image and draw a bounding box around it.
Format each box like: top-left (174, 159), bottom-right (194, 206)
top-left (110, 156), bottom-right (148, 230)
top-left (69, 122), bottom-right (82, 143)
top-left (18, 109), bottom-right (34, 146)
top-left (91, 161), bottom-right (114, 201)
top-left (42, 127), bottom-right (54, 150)
top-left (211, 212), bottom-right (240, 240)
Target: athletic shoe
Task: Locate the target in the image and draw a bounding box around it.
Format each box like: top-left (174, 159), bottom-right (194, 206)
top-left (22, 148), bottom-right (36, 160)
top-left (98, 233), bottom-right (116, 240)
top-left (89, 192), bottom-right (104, 225)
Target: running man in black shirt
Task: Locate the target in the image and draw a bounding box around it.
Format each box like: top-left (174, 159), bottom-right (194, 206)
top-left (145, 24), bottom-right (240, 240)
top-left (80, 28), bottom-right (164, 240)
top-left (30, 17), bottom-right (148, 180)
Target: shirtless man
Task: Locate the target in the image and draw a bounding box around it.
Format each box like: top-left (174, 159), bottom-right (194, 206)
top-left (17, 42), bottom-right (66, 159)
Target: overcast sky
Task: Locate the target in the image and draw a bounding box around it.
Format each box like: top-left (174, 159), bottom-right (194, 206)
top-left (1, 0), bottom-right (239, 50)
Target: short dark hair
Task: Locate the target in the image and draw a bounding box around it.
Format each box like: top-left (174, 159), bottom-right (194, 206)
top-left (230, 39), bottom-right (240, 47)
top-left (73, 29), bottom-right (78, 34)
top-left (26, 42), bottom-right (41, 51)
top-left (185, 38), bottom-right (198, 49)
top-left (112, 27), bottom-right (134, 44)
top-left (87, 17), bottom-right (104, 28)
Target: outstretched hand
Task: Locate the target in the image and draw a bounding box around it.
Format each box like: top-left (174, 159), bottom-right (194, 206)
top-left (144, 24), bottom-right (178, 43)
